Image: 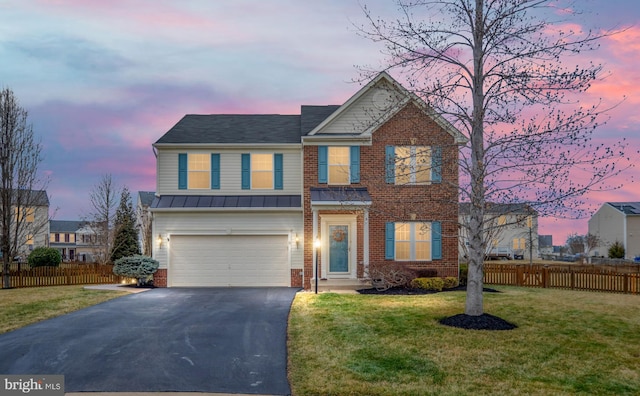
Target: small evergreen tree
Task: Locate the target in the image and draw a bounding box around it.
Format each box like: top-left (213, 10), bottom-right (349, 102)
top-left (608, 241), bottom-right (625, 259)
top-left (113, 255), bottom-right (159, 286)
top-left (110, 187), bottom-right (140, 262)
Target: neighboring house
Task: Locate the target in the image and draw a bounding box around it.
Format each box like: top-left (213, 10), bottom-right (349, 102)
top-left (49, 220), bottom-right (99, 262)
top-left (539, 235), bottom-right (553, 258)
top-left (459, 203), bottom-right (539, 260)
top-left (50, 220), bottom-right (82, 261)
top-left (136, 191), bottom-right (155, 256)
top-left (4, 189), bottom-right (50, 258)
top-left (588, 202), bottom-right (640, 259)
top-left (150, 72), bottom-right (465, 288)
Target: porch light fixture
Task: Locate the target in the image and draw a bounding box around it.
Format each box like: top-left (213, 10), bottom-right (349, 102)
top-left (314, 238), bottom-right (321, 294)
top-left (157, 234), bottom-right (163, 248)
top-left (295, 234), bottom-right (300, 249)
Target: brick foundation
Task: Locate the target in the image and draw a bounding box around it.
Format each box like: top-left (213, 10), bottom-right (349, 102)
top-left (153, 269), bottom-right (167, 287)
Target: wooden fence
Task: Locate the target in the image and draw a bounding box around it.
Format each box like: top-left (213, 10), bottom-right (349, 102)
top-left (1, 263), bottom-right (135, 289)
top-left (484, 263), bottom-right (640, 295)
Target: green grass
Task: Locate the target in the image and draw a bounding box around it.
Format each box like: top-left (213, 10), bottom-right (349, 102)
top-left (288, 287), bottom-right (640, 395)
top-left (0, 285), bottom-right (128, 333)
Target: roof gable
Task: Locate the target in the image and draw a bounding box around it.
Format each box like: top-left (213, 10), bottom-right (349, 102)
top-left (305, 72), bottom-right (467, 144)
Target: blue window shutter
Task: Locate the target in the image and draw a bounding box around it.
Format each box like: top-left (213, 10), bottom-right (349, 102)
top-left (178, 153), bottom-right (187, 190)
top-left (241, 153), bottom-right (250, 190)
top-left (432, 146), bottom-right (442, 183)
top-left (432, 221), bottom-right (442, 260)
top-left (318, 146), bottom-right (328, 184)
top-left (385, 146), bottom-right (395, 184)
top-left (274, 153), bottom-right (283, 190)
top-left (385, 222), bottom-right (395, 260)
top-left (210, 154), bottom-right (220, 189)
top-left (350, 146), bottom-right (360, 183)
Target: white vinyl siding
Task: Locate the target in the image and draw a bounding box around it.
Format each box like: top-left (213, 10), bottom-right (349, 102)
top-left (156, 148), bottom-right (302, 195)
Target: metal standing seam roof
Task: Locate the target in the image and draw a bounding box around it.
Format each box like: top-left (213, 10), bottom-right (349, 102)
top-left (151, 195), bottom-right (302, 209)
top-left (310, 187), bottom-right (372, 204)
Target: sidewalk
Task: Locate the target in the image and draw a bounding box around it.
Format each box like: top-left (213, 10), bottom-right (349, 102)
top-left (83, 284), bottom-right (152, 293)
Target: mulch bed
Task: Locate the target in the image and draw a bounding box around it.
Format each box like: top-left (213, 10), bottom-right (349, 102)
top-left (357, 285), bottom-right (518, 330)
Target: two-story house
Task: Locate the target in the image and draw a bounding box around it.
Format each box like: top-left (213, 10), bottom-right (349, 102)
top-left (150, 72), bottom-right (465, 288)
top-left (459, 203), bottom-right (539, 260)
top-left (49, 220), bottom-right (100, 262)
top-left (6, 189), bottom-right (50, 259)
top-left (589, 202), bottom-right (640, 259)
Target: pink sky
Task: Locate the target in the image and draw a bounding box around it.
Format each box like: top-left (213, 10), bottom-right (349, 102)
top-left (0, 0), bottom-right (637, 246)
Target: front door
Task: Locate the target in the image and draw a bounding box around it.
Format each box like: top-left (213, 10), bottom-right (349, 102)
top-left (328, 224), bottom-right (349, 273)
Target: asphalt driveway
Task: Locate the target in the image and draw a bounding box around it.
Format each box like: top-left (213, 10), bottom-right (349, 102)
top-left (0, 287), bottom-right (299, 395)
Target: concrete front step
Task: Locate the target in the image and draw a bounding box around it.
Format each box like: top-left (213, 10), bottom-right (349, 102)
top-left (312, 278), bottom-right (372, 292)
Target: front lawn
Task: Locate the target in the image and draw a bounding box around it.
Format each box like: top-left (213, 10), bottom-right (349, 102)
top-left (0, 285), bottom-right (128, 334)
top-left (288, 287), bottom-right (640, 395)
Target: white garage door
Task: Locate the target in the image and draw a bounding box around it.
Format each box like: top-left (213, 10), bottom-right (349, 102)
top-left (169, 235), bottom-right (290, 287)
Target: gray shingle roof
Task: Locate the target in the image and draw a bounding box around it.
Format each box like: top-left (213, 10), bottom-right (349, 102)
top-left (154, 105), bottom-right (342, 145)
top-left (50, 220), bottom-right (84, 233)
top-left (138, 191), bottom-right (156, 207)
top-left (151, 195), bottom-right (302, 209)
top-left (300, 105), bottom-right (340, 135)
top-left (155, 114), bottom-right (302, 144)
top-left (607, 202), bottom-right (640, 215)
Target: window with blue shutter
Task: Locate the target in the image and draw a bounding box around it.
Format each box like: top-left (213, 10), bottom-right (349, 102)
top-left (274, 153), bottom-right (283, 190)
top-left (432, 221), bottom-right (442, 259)
top-left (211, 153), bottom-right (220, 189)
top-left (385, 222), bottom-right (395, 259)
top-left (350, 146), bottom-right (360, 183)
top-left (241, 153), bottom-right (250, 190)
top-left (318, 146), bottom-right (328, 184)
top-left (385, 146), bottom-right (395, 184)
top-left (178, 153), bottom-right (187, 190)
top-left (431, 146), bottom-right (442, 183)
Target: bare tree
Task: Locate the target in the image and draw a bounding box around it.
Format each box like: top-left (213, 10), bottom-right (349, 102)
top-left (358, 0), bottom-right (631, 316)
top-left (86, 174), bottom-right (120, 264)
top-left (567, 232), bottom-right (600, 257)
top-left (0, 88), bottom-right (49, 288)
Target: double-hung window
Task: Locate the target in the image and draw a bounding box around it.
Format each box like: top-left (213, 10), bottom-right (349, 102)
top-left (385, 221), bottom-right (442, 261)
top-left (317, 146), bottom-right (360, 184)
top-left (386, 145), bottom-right (441, 185)
top-left (241, 153), bottom-right (284, 190)
top-left (178, 153), bottom-right (220, 190)
top-left (188, 154), bottom-right (210, 189)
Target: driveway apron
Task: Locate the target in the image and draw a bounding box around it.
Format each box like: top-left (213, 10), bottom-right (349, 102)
top-left (0, 287), bottom-right (298, 395)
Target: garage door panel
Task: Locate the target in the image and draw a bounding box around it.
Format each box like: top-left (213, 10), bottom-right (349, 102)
top-left (169, 235), bottom-right (289, 287)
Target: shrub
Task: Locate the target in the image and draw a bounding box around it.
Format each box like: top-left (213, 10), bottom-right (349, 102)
top-left (411, 277), bottom-right (444, 291)
top-left (28, 247), bottom-right (62, 268)
top-left (608, 241), bottom-right (625, 259)
top-left (443, 277), bottom-right (459, 289)
top-left (113, 255), bottom-right (159, 286)
top-left (367, 262), bottom-right (415, 291)
top-left (459, 263), bottom-right (468, 286)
